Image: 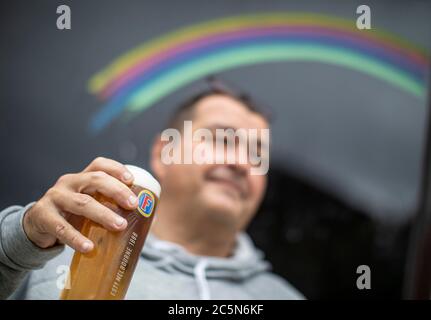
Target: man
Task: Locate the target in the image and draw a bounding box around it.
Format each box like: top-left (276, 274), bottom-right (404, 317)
top-left (0, 79), bottom-right (304, 299)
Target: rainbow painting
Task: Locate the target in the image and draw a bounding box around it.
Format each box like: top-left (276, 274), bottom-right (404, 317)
top-left (88, 12), bottom-right (429, 132)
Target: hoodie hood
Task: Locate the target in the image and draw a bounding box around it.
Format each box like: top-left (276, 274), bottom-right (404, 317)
top-left (141, 232), bottom-right (271, 299)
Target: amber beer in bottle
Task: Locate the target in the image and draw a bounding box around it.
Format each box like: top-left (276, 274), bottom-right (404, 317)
top-left (60, 165), bottom-right (161, 299)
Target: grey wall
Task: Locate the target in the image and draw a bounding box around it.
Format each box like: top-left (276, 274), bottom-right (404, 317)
top-left (1, 0), bottom-right (430, 223)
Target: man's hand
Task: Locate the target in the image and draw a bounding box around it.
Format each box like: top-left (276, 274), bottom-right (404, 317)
top-left (23, 157), bottom-right (139, 253)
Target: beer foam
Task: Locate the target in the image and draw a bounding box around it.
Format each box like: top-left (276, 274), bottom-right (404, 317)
top-left (125, 165), bottom-right (161, 198)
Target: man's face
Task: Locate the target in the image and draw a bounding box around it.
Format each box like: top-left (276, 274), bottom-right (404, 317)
top-left (157, 94), bottom-right (269, 231)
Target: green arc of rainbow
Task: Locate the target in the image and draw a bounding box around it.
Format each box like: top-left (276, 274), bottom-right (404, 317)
top-left (127, 44), bottom-right (425, 112)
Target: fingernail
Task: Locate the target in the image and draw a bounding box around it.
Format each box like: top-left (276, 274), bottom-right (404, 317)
top-left (128, 195), bottom-right (138, 206)
top-left (82, 241), bottom-right (93, 252)
top-left (115, 216), bottom-right (126, 227)
top-left (123, 171), bottom-right (133, 182)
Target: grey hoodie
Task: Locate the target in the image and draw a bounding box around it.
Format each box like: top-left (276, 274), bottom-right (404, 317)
top-left (0, 204), bottom-right (304, 300)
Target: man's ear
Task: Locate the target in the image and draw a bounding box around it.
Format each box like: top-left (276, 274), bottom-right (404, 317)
top-left (150, 134), bottom-right (166, 181)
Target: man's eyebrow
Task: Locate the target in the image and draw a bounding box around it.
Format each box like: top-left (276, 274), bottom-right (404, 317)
top-left (204, 123), bottom-right (239, 131)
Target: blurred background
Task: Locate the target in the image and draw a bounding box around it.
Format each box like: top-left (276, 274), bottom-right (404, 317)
top-left (1, 0), bottom-right (430, 299)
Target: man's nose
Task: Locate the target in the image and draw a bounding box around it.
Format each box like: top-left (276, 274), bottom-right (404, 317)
top-left (222, 145), bottom-right (251, 176)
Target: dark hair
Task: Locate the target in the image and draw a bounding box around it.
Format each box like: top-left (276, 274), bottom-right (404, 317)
top-left (165, 76), bottom-right (272, 130)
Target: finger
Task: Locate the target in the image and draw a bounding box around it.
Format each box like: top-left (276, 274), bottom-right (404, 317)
top-left (84, 157), bottom-right (134, 185)
top-left (51, 189), bottom-right (128, 231)
top-left (72, 171), bottom-right (138, 210)
top-left (43, 206), bottom-right (94, 253)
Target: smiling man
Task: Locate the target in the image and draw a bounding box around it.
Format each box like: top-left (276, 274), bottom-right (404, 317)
top-left (0, 78), bottom-right (304, 300)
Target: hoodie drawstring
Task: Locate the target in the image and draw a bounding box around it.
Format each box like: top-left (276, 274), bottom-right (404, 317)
top-left (194, 259), bottom-right (210, 300)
